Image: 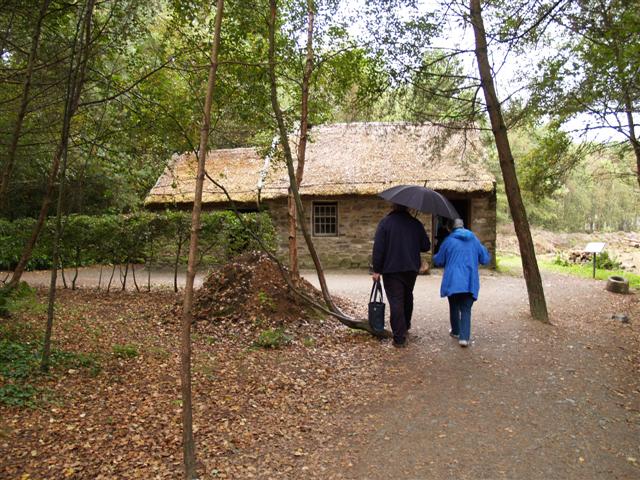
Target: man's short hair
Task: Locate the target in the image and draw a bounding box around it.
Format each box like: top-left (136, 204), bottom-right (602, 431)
top-left (392, 203), bottom-right (408, 212)
top-left (453, 218), bottom-right (464, 229)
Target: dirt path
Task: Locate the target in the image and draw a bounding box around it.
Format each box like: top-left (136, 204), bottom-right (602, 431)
top-left (2, 267), bottom-right (638, 478)
top-left (307, 270), bottom-right (640, 479)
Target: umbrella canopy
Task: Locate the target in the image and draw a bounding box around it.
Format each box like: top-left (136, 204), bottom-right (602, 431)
top-left (378, 185), bottom-right (459, 219)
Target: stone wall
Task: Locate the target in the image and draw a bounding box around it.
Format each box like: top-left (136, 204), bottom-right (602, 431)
top-left (469, 194), bottom-right (497, 268)
top-left (264, 191), bottom-right (496, 269)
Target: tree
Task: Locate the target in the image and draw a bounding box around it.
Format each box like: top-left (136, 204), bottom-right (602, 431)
top-left (180, 1), bottom-right (224, 478)
top-left (530, 0), bottom-right (640, 186)
top-left (0, 0), bottom-right (51, 211)
top-left (470, 0), bottom-right (549, 322)
top-left (42, 0), bottom-right (96, 372)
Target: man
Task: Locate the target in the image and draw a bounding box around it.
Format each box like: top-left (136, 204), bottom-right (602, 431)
top-left (433, 218), bottom-right (490, 347)
top-left (371, 203), bottom-right (430, 347)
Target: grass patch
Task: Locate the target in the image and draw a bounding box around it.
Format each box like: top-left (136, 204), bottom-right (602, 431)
top-left (495, 254), bottom-right (522, 274)
top-left (112, 343), bottom-right (139, 359)
top-left (539, 258), bottom-right (640, 288)
top-left (496, 254), bottom-right (640, 289)
top-left (254, 327), bottom-right (292, 349)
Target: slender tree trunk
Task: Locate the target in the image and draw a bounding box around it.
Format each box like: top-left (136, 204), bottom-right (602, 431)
top-left (121, 262), bottom-right (129, 291)
top-left (286, 0), bottom-right (316, 282)
top-left (8, 0), bottom-right (94, 290)
top-left (107, 264), bottom-right (116, 292)
top-left (72, 247), bottom-right (80, 290)
top-left (174, 235), bottom-right (182, 293)
top-left (287, 195), bottom-right (299, 279)
top-left (181, 2), bottom-right (224, 478)
top-left (60, 263), bottom-right (68, 289)
top-left (268, 0), bottom-right (337, 312)
top-left (0, 0), bottom-right (51, 210)
top-left (147, 240), bottom-right (152, 292)
top-left (470, 0), bottom-right (548, 322)
top-left (42, 0), bottom-right (95, 372)
top-left (131, 263), bottom-right (140, 292)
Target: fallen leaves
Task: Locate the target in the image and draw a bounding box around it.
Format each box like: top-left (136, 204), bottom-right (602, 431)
top-left (0, 255), bottom-right (390, 479)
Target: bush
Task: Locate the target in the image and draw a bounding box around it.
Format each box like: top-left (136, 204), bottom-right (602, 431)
top-left (0, 282), bottom-right (44, 318)
top-left (0, 211), bottom-right (277, 271)
top-left (595, 251), bottom-right (622, 270)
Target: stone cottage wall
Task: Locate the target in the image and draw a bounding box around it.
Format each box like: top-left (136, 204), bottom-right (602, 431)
top-left (469, 194), bottom-right (497, 268)
top-left (264, 192), bottom-right (496, 269)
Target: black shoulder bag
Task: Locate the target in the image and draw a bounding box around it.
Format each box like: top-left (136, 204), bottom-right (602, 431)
top-left (368, 279), bottom-right (385, 332)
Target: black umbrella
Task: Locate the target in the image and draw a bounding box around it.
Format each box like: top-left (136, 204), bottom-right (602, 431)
top-left (378, 185), bottom-right (459, 219)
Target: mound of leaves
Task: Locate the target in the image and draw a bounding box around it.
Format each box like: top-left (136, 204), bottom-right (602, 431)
top-left (193, 251), bottom-right (325, 329)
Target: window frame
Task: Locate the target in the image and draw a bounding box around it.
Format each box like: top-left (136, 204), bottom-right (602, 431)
top-left (311, 201), bottom-right (339, 237)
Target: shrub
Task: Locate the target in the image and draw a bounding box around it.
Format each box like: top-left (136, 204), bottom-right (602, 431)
top-left (0, 211), bottom-right (277, 272)
top-left (0, 282), bottom-right (44, 318)
top-left (595, 251), bottom-right (622, 270)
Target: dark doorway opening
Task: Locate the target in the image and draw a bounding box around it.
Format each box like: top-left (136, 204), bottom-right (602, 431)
top-left (450, 199), bottom-right (471, 228)
top-left (431, 198), bottom-right (471, 256)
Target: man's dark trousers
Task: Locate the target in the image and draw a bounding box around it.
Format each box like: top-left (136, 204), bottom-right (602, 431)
top-left (382, 271), bottom-right (418, 344)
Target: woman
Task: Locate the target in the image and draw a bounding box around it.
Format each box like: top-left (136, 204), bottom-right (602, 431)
top-left (433, 218), bottom-right (490, 347)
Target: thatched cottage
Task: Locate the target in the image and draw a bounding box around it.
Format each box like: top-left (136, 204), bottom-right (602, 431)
top-left (145, 122), bottom-right (496, 268)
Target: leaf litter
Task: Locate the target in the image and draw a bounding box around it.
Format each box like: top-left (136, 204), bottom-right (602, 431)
top-left (0, 252), bottom-right (393, 479)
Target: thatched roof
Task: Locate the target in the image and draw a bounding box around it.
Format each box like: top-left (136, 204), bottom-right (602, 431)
top-left (144, 122), bottom-right (495, 206)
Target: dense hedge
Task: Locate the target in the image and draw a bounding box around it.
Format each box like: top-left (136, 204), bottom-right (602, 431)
top-left (0, 211), bottom-right (276, 271)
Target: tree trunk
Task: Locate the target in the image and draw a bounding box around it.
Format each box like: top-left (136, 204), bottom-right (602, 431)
top-left (107, 264), bottom-right (116, 292)
top-left (180, 2), bottom-right (224, 478)
top-left (469, 0), bottom-right (548, 322)
top-left (287, 195), bottom-right (299, 280)
top-left (623, 100), bottom-right (640, 188)
top-left (286, 1), bottom-right (315, 281)
top-left (0, 0), bottom-right (51, 211)
top-left (268, 0), bottom-right (337, 313)
top-left (174, 233), bottom-right (183, 293)
top-left (8, 0), bottom-right (94, 290)
top-left (42, 0), bottom-right (96, 372)
top-left (121, 262), bottom-right (129, 291)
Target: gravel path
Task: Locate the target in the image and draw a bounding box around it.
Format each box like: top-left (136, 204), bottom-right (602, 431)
top-left (308, 270), bottom-right (640, 479)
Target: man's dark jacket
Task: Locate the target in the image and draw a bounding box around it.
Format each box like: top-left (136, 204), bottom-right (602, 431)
top-left (372, 210), bottom-right (430, 274)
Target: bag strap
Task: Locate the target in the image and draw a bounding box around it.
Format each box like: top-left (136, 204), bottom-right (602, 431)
top-left (369, 279), bottom-right (384, 303)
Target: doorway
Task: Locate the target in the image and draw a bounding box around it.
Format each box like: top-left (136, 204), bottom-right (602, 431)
top-left (431, 198), bottom-right (471, 256)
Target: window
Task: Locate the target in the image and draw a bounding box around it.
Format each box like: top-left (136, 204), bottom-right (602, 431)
top-left (312, 202), bottom-right (338, 236)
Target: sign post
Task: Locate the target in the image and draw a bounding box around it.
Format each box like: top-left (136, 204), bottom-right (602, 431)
top-left (584, 242), bottom-right (606, 279)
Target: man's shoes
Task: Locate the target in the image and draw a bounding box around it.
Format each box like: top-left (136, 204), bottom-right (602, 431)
top-left (458, 339), bottom-right (469, 347)
top-left (449, 330), bottom-right (459, 338)
top-left (393, 339), bottom-right (407, 348)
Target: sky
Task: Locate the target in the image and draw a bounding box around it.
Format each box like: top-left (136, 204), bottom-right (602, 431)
top-left (335, 0), bottom-right (625, 144)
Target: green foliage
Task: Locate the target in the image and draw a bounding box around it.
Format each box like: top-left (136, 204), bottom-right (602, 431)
top-left (0, 337), bottom-right (101, 407)
top-left (499, 254), bottom-right (640, 289)
top-left (257, 291), bottom-right (276, 312)
top-left (540, 258), bottom-right (640, 289)
top-left (554, 251), bottom-right (623, 270)
top-left (516, 120), bottom-right (583, 200)
top-left (112, 344), bottom-right (139, 359)
top-left (0, 282), bottom-right (44, 318)
top-left (0, 211), bottom-right (276, 270)
top-left (254, 328), bottom-right (292, 349)
top-left (488, 125), bottom-right (639, 232)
